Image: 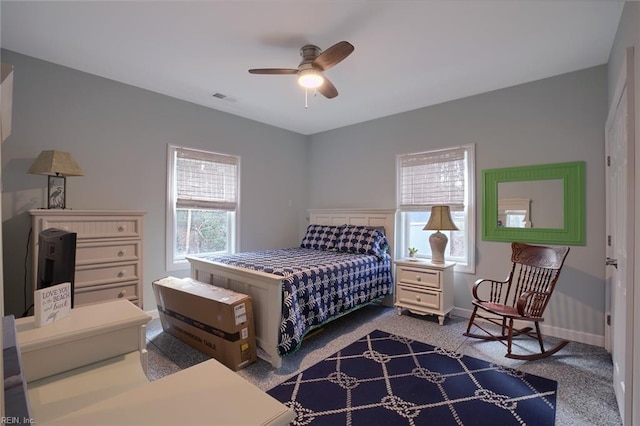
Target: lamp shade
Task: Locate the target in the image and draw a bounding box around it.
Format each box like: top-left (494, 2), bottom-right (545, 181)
top-left (423, 205), bottom-right (458, 231)
top-left (28, 150), bottom-right (84, 177)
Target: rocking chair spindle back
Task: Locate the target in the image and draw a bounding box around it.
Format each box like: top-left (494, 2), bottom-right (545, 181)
top-left (464, 242), bottom-right (570, 360)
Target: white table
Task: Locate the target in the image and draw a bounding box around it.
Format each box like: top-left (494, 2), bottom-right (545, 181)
top-left (43, 357), bottom-right (296, 426)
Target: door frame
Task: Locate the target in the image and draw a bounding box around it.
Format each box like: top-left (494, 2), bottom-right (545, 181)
top-left (605, 45), bottom-right (636, 426)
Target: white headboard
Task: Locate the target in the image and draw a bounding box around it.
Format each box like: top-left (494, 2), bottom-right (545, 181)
top-left (308, 209), bottom-right (397, 259)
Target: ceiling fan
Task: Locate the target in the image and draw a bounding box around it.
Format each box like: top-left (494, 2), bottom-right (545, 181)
top-left (248, 41), bottom-right (355, 99)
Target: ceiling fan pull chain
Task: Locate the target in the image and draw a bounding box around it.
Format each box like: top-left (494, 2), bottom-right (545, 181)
top-left (305, 88), bottom-right (309, 109)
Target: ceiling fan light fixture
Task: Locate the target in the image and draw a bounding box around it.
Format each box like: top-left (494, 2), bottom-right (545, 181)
top-left (298, 69), bottom-right (324, 89)
top-left (249, 41), bottom-right (352, 99)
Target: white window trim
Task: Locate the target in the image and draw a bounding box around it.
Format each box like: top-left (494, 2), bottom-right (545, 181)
top-left (396, 144), bottom-right (475, 273)
top-left (165, 144), bottom-right (240, 271)
top-left (464, 143), bottom-right (476, 273)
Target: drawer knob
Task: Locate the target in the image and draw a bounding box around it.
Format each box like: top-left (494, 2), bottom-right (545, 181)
top-left (118, 226), bottom-right (124, 232)
top-left (117, 250), bottom-right (125, 257)
top-left (415, 295), bottom-right (421, 302)
top-left (416, 275), bottom-right (421, 282)
top-left (118, 290), bottom-right (127, 298)
top-left (117, 271), bottom-right (125, 278)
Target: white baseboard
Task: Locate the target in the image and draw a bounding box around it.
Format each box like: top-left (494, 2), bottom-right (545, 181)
top-left (144, 304), bottom-right (605, 347)
top-left (451, 307), bottom-right (605, 348)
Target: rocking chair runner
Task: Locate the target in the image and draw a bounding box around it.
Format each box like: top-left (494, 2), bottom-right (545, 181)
top-left (464, 242), bottom-right (570, 360)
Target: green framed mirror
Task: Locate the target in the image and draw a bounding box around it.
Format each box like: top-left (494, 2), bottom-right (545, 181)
top-left (482, 161), bottom-right (586, 245)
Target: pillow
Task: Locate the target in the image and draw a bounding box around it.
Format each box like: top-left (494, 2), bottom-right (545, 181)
top-left (300, 224), bottom-right (342, 250)
top-left (334, 225), bottom-right (390, 258)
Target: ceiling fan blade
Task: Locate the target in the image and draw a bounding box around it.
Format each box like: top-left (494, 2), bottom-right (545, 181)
top-left (317, 77), bottom-right (338, 99)
top-left (248, 68), bottom-right (298, 75)
top-left (312, 41), bottom-right (354, 71)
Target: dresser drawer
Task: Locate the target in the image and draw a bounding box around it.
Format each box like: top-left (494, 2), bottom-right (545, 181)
top-left (76, 241), bottom-right (140, 266)
top-left (39, 216), bottom-right (142, 240)
top-left (397, 266), bottom-right (442, 290)
top-left (74, 282), bottom-right (139, 306)
top-left (396, 283), bottom-right (441, 311)
top-left (75, 262), bottom-right (139, 288)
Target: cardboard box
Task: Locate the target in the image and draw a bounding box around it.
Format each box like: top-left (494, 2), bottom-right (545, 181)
top-left (152, 277), bottom-right (256, 371)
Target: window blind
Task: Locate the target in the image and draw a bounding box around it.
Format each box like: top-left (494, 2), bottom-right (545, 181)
top-left (398, 147), bottom-right (466, 210)
top-left (175, 147), bottom-right (238, 211)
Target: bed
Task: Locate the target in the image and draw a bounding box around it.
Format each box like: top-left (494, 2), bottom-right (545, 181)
top-left (187, 209), bottom-right (396, 368)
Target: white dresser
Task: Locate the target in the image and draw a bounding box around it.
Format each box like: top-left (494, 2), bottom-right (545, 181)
top-left (30, 209), bottom-right (145, 308)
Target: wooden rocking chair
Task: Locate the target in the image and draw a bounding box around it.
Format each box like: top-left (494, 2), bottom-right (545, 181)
top-left (464, 242), bottom-right (570, 360)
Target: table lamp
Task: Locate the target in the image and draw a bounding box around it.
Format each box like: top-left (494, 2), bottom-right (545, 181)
top-left (28, 150), bottom-right (84, 209)
top-left (423, 205), bottom-right (458, 264)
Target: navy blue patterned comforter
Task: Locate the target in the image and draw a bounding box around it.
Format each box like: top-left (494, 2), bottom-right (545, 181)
top-left (205, 248), bottom-right (393, 357)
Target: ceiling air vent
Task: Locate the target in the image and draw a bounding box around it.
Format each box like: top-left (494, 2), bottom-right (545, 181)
top-left (212, 92), bottom-right (237, 103)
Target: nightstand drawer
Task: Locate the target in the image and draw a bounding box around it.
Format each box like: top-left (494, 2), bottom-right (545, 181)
top-left (397, 267), bottom-right (442, 290)
top-left (396, 283), bottom-right (441, 310)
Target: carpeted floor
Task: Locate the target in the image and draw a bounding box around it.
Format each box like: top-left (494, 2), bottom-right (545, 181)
top-left (145, 303), bottom-right (622, 426)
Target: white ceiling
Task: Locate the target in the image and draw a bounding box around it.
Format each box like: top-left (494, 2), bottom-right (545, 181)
top-left (0, 1), bottom-right (624, 135)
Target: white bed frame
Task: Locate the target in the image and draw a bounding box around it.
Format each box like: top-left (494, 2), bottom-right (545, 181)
top-left (187, 209), bottom-right (397, 368)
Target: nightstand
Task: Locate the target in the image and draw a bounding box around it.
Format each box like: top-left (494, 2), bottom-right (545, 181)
top-left (394, 259), bottom-right (455, 325)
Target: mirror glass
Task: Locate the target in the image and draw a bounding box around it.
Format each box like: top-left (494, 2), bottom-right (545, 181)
top-left (482, 161), bottom-right (585, 245)
top-left (498, 179), bottom-right (564, 228)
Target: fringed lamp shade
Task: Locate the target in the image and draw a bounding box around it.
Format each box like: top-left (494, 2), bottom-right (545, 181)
top-left (423, 205), bottom-right (458, 264)
top-left (28, 151), bottom-right (84, 209)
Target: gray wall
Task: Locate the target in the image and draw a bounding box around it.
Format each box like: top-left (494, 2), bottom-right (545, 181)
top-left (308, 66), bottom-right (608, 340)
top-left (1, 49), bottom-right (610, 342)
top-left (608, 2), bottom-right (639, 107)
top-left (1, 50), bottom-right (309, 317)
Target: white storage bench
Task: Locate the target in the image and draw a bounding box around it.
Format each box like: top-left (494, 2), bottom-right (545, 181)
top-left (11, 299), bottom-right (294, 425)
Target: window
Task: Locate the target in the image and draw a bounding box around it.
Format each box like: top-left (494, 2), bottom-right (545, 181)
top-left (396, 144), bottom-right (475, 272)
top-left (166, 145), bottom-right (239, 270)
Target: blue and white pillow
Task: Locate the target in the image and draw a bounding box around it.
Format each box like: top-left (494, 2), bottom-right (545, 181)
top-left (300, 225), bottom-right (343, 250)
top-left (334, 225), bottom-right (389, 259)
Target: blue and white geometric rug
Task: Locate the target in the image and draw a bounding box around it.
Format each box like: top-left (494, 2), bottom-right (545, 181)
top-left (267, 330), bottom-right (557, 425)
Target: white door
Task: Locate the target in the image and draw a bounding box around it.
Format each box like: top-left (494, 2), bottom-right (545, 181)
top-left (605, 47), bottom-right (634, 425)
